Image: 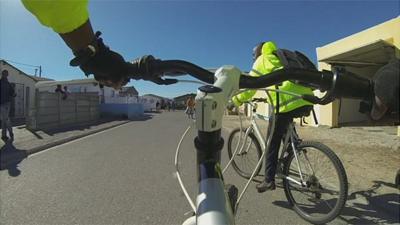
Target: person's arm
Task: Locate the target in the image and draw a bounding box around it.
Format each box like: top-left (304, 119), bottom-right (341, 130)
top-left (9, 83), bottom-right (16, 97)
top-left (21, 0), bottom-right (128, 89)
top-left (231, 58), bottom-right (264, 106)
top-left (232, 54), bottom-right (282, 106)
top-left (59, 20), bottom-right (95, 52)
top-left (22, 0), bottom-right (92, 50)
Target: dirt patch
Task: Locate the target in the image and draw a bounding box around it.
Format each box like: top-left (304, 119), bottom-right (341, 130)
top-left (299, 126), bottom-right (399, 194)
top-left (223, 116), bottom-right (400, 194)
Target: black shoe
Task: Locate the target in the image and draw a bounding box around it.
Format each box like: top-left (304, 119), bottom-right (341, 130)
top-left (256, 180), bottom-right (276, 193)
top-left (1, 136), bottom-right (9, 142)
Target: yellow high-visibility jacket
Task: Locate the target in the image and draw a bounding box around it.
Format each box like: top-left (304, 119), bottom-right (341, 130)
top-left (232, 41), bottom-right (314, 113)
top-left (22, 0), bottom-right (89, 34)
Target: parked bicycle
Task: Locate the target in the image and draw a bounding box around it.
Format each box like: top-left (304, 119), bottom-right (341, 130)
top-left (225, 91), bottom-right (348, 224)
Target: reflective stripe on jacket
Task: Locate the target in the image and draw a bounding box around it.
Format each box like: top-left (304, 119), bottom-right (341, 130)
top-left (22, 0), bottom-right (89, 34)
top-left (232, 41), bottom-right (314, 113)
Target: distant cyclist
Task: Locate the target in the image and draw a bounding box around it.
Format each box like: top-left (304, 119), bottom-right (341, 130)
top-left (231, 41), bottom-right (315, 192)
top-left (186, 96), bottom-right (195, 119)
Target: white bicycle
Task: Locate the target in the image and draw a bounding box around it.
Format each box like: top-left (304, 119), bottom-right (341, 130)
top-left (225, 91), bottom-right (348, 224)
top-left (126, 54), bottom-right (373, 225)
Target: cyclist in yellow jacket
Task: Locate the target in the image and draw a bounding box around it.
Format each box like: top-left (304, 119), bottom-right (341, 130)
top-left (232, 41), bottom-right (314, 192)
top-left (21, 0), bottom-right (128, 89)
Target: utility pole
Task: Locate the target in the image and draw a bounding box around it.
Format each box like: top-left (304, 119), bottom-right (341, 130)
top-left (39, 66), bottom-right (42, 77)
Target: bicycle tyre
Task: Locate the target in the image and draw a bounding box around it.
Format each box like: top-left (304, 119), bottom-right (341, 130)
top-left (227, 128), bottom-right (262, 180)
top-left (282, 141), bottom-right (348, 224)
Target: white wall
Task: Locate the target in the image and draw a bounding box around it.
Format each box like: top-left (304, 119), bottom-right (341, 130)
top-left (38, 83), bottom-right (102, 93)
top-left (104, 96), bottom-right (138, 104)
top-left (37, 82), bottom-right (123, 104)
top-left (139, 96), bottom-right (163, 111)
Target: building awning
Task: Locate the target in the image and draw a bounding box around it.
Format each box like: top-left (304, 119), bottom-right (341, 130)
top-left (319, 40), bottom-right (396, 67)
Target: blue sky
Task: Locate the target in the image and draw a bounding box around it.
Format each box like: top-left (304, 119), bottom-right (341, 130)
top-left (0, 0), bottom-right (399, 98)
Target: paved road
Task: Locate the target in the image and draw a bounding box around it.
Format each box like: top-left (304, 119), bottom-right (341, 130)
top-left (0, 112), bottom-right (395, 225)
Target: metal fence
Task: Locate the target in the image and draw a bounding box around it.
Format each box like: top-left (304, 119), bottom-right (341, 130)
top-left (27, 92), bottom-right (99, 130)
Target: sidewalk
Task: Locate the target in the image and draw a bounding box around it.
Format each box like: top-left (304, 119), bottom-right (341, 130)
top-left (0, 118), bottom-right (131, 169)
top-left (222, 115), bottom-right (399, 214)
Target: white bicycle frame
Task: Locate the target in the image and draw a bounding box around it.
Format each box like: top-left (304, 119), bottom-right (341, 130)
top-left (221, 89), bottom-right (314, 210)
top-left (177, 66), bottom-right (241, 225)
top-left (175, 70), bottom-right (314, 225)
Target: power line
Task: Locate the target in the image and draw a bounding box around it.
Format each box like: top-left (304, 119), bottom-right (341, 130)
top-left (1, 59), bottom-right (41, 68)
top-left (1, 59), bottom-right (42, 77)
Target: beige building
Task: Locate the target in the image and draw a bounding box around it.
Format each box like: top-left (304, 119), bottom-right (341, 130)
top-left (251, 17), bottom-right (399, 131)
top-left (316, 16), bottom-right (399, 127)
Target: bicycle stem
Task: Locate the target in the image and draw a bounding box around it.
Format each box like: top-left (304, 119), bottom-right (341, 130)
top-left (193, 66), bottom-right (241, 225)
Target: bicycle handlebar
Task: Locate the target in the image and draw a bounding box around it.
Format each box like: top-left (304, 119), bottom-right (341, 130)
top-left (126, 55), bottom-right (374, 104)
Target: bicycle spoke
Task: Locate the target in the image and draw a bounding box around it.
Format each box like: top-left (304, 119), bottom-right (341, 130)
top-left (283, 142), bottom-right (347, 224)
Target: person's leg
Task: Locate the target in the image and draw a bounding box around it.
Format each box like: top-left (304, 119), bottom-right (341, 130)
top-left (5, 103), bottom-right (13, 139)
top-left (257, 114), bottom-right (291, 192)
top-left (1, 103), bottom-right (11, 140)
top-left (1, 105), bottom-right (6, 138)
top-left (265, 115), bottom-right (292, 181)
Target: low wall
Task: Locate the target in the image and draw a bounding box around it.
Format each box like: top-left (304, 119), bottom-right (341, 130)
top-left (99, 103), bottom-right (144, 119)
top-left (27, 92), bottom-right (99, 130)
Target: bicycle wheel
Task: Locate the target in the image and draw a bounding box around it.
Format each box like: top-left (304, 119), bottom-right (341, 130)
top-left (227, 128), bottom-right (262, 180)
top-left (282, 141), bottom-right (348, 224)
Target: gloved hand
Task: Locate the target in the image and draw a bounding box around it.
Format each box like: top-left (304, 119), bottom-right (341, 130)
top-left (370, 58), bottom-right (399, 120)
top-left (231, 96), bottom-right (242, 107)
top-left (70, 31), bottom-right (129, 89)
top-left (226, 101), bottom-right (236, 111)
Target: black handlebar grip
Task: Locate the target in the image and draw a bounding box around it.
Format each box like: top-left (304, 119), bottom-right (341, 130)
top-left (334, 70), bottom-right (373, 100)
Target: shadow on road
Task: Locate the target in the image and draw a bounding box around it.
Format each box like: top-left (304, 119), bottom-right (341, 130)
top-left (0, 141), bottom-right (27, 177)
top-left (272, 181), bottom-right (400, 224)
top-left (131, 114), bottom-right (154, 121)
top-left (40, 118), bottom-right (129, 136)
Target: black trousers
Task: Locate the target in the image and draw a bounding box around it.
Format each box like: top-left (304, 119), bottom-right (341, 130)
top-left (264, 106), bottom-right (313, 182)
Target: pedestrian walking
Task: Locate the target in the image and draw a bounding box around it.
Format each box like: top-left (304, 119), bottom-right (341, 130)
top-left (0, 70), bottom-right (16, 142)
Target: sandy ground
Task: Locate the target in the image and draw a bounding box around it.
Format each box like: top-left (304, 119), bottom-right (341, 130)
top-left (223, 116), bottom-right (400, 195)
top-left (299, 125), bottom-right (399, 195)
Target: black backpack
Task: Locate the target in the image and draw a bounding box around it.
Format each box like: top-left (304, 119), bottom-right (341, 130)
top-left (273, 49), bottom-right (318, 89)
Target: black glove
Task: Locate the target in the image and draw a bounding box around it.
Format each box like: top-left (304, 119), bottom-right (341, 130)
top-left (70, 31), bottom-right (129, 89)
